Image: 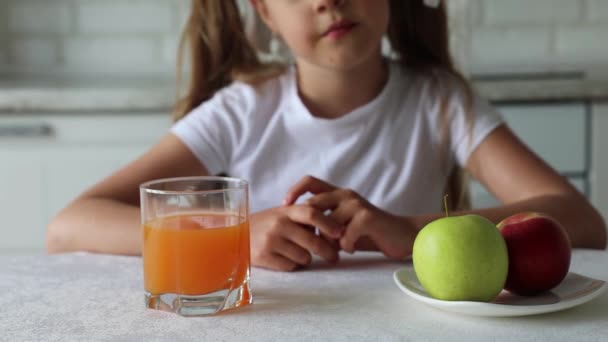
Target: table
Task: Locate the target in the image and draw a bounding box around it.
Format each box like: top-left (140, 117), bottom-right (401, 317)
top-left (1, 251), bottom-right (607, 341)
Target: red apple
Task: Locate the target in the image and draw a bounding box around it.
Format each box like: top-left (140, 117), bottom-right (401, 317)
top-left (497, 212), bottom-right (571, 296)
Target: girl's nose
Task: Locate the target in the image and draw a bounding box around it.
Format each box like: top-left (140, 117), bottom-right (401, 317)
top-left (314, 0), bottom-right (346, 13)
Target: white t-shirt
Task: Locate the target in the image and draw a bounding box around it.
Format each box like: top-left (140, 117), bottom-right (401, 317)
top-left (172, 62), bottom-right (503, 215)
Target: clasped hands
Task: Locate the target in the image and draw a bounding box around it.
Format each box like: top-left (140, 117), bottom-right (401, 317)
top-left (250, 176), bottom-right (415, 271)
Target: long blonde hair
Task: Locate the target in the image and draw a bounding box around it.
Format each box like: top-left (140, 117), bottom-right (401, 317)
top-left (173, 0), bottom-right (284, 121)
top-left (387, 0), bottom-right (474, 210)
top-left (174, 0), bottom-right (473, 210)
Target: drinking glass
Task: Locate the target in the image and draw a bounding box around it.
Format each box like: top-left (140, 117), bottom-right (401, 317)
top-left (140, 176), bottom-right (251, 316)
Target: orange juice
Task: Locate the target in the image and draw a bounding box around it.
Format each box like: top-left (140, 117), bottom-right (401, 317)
top-left (143, 213), bottom-right (250, 296)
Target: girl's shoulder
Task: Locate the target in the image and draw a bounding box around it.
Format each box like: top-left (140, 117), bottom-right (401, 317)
top-left (392, 64), bottom-right (477, 117)
top-left (207, 66), bottom-right (291, 118)
top-left (399, 65), bottom-right (470, 96)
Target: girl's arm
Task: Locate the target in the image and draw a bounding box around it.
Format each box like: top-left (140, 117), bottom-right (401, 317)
top-left (389, 124), bottom-right (606, 251)
top-left (47, 134), bottom-right (210, 255)
top-left (48, 133), bottom-right (339, 269)
top-left (462, 124), bottom-right (606, 249)
top-left (287, 125), bottom-right (607, 258)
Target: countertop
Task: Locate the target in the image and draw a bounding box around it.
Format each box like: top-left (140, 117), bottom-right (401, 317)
top-left (1, 75), bottom-right (607, 113)
top-left (0, 77), bottom-right (176, 113)
top-left (474, 77), bottom-right (608, 103)
top-left (1, 250), bottom-right (607, 341)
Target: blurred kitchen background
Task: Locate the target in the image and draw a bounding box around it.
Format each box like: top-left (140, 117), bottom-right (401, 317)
top-left (1, 0), bottom-right (607, 255)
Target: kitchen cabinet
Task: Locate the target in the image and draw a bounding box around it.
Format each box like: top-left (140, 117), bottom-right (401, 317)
top-left (470, 177), bottom-right (587, 209)
top-left (0, 113), bottom-right (170, 254)
top-left (591, 102), bottom-right (608, 221)
top-left (469, 101), bottom-right (590, 209)
top-left (0, 102), bottom-right (601, 253)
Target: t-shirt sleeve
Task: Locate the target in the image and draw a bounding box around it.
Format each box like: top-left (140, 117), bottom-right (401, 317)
top-left (450, 94), bottom-right (504, 167)
top-left (170, 83), bottom-right (251, 175)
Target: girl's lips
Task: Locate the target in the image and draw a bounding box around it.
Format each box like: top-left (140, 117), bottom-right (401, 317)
top-left (323, 21), bottom-right (357, 39)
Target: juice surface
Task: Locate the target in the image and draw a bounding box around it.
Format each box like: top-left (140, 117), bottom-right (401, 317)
top-left (143, 213), bottom-right (250, 295)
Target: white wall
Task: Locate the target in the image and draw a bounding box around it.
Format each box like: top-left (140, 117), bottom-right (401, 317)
top-left (470, 0), bottom-right (608, 76)
top-left (1, 0), bottom-right (607, 78)
top-left (0, 0), bottom-right (189, 78)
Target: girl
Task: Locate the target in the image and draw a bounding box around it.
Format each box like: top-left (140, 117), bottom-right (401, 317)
top-left (47, 0), bottom-right (606, 271)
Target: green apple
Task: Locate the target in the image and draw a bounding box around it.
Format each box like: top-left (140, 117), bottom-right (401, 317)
top-left (412, 214), bottom-right (508, 302)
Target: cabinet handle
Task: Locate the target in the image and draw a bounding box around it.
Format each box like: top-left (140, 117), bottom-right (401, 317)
top-left (0, 124), bottom-right (54, 138)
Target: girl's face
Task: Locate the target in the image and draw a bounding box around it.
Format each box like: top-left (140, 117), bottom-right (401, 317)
top-left (252, 0), bottom-right (390, 70)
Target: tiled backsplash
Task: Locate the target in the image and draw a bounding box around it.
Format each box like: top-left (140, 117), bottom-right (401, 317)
top-left (470, 0), bottom-right (608, 75)
top-left (0, 0), bottom-right (607, 78)
top-left (0, 0), bottom-right (188, 77)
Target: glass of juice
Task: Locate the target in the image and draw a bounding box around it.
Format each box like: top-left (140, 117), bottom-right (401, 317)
top-left (140, 176), bottom-right (251, 316)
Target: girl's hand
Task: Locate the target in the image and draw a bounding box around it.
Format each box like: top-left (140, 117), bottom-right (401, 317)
top-left (285, 176), bottom-right (416, 259)
top-left (250, 205), bottom-right (343, 271)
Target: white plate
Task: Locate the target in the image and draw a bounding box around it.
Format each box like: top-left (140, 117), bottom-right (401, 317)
top-left (393, 266), bottom-right (607, 317)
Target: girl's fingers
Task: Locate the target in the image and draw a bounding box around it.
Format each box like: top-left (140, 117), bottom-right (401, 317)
top-left (339, 214), bottom-right (366, 254)
top-left (306, 195), bottom-right (363, 253)
top-left (352, 236), bottom-right (378, 251)
top-left (285, 223), bottom-right (340, 264)
top-left (326, 200), bottom-right (357, 226)
top-left (306, 188), bottom-right (362, 217)
top-left (283, 175), bottom-right (338, 205)
top-left (264, 253), bottom-right (300, 272)
top-left (329, 202), bottom-right (369, 253)
top-left (273, 236), bottom-right (313, 266)
top-left (286, 205), bottom-right (343, 239)
top-left (305, 192), bottom-right (341, 211)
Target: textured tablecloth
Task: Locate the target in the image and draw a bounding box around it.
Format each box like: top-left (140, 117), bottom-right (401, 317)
top-left (1, 250), bottom-right (607, 342)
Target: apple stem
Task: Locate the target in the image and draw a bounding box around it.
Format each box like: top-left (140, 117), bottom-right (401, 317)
top-left (444, 194), bottom-right (449, 217)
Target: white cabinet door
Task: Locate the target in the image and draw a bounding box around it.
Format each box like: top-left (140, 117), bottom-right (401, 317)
top-left (496, 103), bottom-right (587, 173)
top-left (0, 151), bottom-right (46, 254)
top-left (470, 102), bottom-right (589, 210)
top-left (470, 178), bottom-right (587, 209)
top-left (0, 113), bottom-right (170, 254)
top-left (591, 102), bottom-right (608, 221)
top-left (0, 145), bottom-right (151, 254)
top-left (44, 145), bottom-right (154, 223)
